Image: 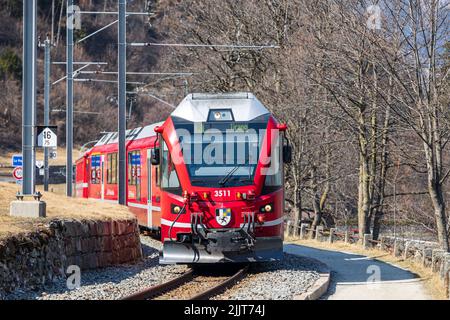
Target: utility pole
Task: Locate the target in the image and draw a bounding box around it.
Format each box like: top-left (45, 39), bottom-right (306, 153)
top-left (11, 0), bottom-right (46, 218)
top-left (40, 35), bottom-right (52, 192)
top-left (66, 0), bottom-right (74, 197)
top-left (118, 0), bottom-right (127, 205)
top-left (22, 0), bottom-right (37, 196)
top-left (51, 0), bottom-right (55, 42)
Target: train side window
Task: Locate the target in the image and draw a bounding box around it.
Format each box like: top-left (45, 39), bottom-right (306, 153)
top-left (262, 134), bottom-right (283, 194)
top-left (161, 141), bottom-right (181, 195)
top-left (128, 152), bottom-right (134, 185)
top-left (107, 153), bottom-right (117, 184)
top-left (128, 151), bottom-right (141, 186)
top-left (152, 148), bottom-right (160, 187)
top-left (128, 150), bottom-right (142, 200)
top-left (128, 153), bottom-right (132, 185)
top-left (90, 167), bottom-right (98, 184)
top-left (155, 166), bottom-right (160, 187)
top-left (90, 155), bottom-right (101, 184)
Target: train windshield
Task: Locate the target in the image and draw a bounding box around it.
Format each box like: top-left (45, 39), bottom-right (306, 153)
top-left (172, 115), bottom-right (270, 187)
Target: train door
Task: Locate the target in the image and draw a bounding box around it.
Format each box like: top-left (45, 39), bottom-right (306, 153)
top-left (101, 155), bottom-right (105, 201)
top-left (90, 154), bottom-right (102, 199)
top-left (147, 149), bottom-right (152, 227)
top-left (136, 152), bottom-right (141, 201)
top-left (86, 157), bottom-right (90, 196)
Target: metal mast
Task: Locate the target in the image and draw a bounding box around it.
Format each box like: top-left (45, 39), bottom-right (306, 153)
top-left (22, 0), bottom-right (37, 196)
top-left (66, 0), bottom-right (74, 196)
top-left (43, 36), bottom-right (52, 191)
top-left (118, 0), bottom-right (127, 205)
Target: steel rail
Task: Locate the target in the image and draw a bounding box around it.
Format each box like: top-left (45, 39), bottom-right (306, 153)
top-left (190, 266), bottom-right (249, 300)
top-left (122, 269), bottom-right (195, 300)
top-left (121, 266), bottom-right (248, 300)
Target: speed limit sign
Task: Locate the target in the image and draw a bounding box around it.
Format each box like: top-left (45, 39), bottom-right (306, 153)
top-left (12, 166), bottom-right (23, 181)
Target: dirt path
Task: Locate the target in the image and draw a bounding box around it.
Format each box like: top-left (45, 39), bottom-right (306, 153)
top-left (285, 244), bottom-right (431, 300)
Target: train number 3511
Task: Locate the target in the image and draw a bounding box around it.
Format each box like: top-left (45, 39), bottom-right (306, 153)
top-left (214, 190), bottom-right (231, 197)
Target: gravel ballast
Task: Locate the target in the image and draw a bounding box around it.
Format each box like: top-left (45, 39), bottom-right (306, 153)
top-left (3, 238), bottom-right (324, 300)
top-left (214, 254), bottom-right (325, 300)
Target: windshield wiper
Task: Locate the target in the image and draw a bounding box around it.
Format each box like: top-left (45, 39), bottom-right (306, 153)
top-left (218, 165), bottom-right (241, 186)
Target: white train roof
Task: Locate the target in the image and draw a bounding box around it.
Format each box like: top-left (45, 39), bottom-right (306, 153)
top-left (94, 121), bottom-right (164, 147)
top-left (171, 92), bottom-right (270, 122)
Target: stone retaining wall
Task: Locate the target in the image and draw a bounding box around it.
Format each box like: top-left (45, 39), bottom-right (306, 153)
top-left (0, 218), bottom-right (142, 295)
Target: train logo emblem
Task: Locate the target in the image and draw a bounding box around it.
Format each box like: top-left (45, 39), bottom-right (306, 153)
top-left (216, 208), bottom-right (231, 226)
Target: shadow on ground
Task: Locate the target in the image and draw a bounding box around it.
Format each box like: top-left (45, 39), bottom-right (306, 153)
top-left (284, 243), bottom-right (422, 299)
top-left (285, 244), bottom-right (418, 282)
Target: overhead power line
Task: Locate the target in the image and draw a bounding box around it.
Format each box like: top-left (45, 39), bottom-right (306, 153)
top-left (78, 11), bottom-right (148, 15)
top-left (52, 109), bottom-right (102, 115)
top-left (74, 78), bottom-right (145, 85)
top-left (53, 63), bottom-right (93, 85)
top-left (127, 91), bottom-right (176, 109)
top-left (53, 61), bottom-right (108, 65)
top-left (78, 71), bottom-right (194, 76)
top-left (76, 19), bottom-right (120, 44)
top-left (129, 43), bottom-right (280, 49)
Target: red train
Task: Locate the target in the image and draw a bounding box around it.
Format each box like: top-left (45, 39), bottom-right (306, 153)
top-left (76, 93), bottom-right (291, 264)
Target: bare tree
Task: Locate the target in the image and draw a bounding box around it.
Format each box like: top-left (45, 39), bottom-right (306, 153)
top-left (371, 0), bottom-right (450, 250)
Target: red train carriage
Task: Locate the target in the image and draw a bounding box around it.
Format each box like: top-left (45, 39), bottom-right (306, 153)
top-left (151, 93), bottom-right (291, 264)
top-left (76, 92), bottom-right (291, 265)
top-left (75, 122), bottom-right (164, 232)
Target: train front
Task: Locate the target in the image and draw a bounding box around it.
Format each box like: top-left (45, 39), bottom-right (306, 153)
top-left (154, 93), bottom-right (291, 264)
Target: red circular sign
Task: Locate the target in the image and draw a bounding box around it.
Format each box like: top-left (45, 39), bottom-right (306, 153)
top-left (13, 166), bottom-right (23, 180)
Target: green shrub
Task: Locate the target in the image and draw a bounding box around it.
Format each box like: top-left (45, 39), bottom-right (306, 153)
top-left (0, 49), bottom-right (22, 80)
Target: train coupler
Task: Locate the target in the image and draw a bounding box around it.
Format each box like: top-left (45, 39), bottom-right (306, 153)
top-left (241, 211), bottom-right (256, 245)
top-left (191, 212), bottom-right (207, 239)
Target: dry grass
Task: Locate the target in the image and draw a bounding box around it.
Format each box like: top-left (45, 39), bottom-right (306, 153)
top-left (0, 182), bottom-right (133, 240)
top-left (0, 147), bottom-right (82, 167)
top-left (45, 184), bottom-right (67, 195)
top-left (286, 237), bottom-right (447, 300)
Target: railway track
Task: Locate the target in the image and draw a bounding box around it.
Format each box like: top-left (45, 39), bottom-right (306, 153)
top-left (122, 265), bottom-right (248, 300)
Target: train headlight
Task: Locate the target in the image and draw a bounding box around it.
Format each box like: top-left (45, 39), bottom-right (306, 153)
top-left (172, 205), bottom-right (182, 214)
top-left (260, 204), bottom-right (273, 213)
top-left (208, 109), bottom-right (234, 121)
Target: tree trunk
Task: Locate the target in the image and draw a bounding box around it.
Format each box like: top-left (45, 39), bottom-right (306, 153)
top-left (310, 164), bottom-right (321, 238)
top-left (358, 110), bottom-right (371, 238)
top-left (428, 178), bottom-right (449, 251)
top-left (361, 157), bottom-right (371, 235)
top-left (292, 182), bottom-right (301, 236)
top-left (372, 210), bottom-right (383, 240)
top-left (372, 77), bottom-right (392, 240)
